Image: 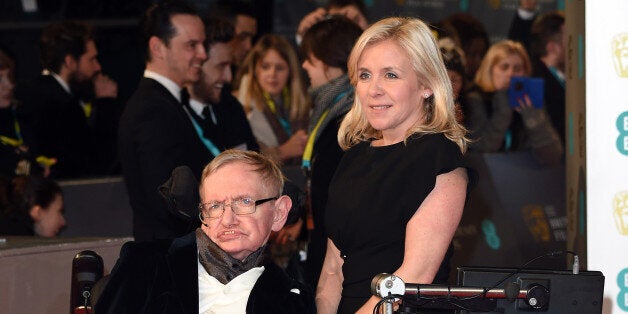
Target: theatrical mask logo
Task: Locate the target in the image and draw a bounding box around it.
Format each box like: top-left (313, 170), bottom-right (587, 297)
top-left (612, 33), bottom-right (628, 78)
top-left (614, 191), bottom-right (628, 236)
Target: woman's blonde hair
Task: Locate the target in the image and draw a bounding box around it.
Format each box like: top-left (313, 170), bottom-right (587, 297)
top-left (338, 17), bottom-right (468, 153)
top-left (473, 39), bottom-right (532, 92)
top-left (236, 34), bottom-right (310, 123)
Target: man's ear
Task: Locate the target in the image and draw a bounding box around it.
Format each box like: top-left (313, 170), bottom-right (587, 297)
top-left (149, 36), bottom-right (166, 60)
top-left (29, 205), bottom-right (43, 221)
top-left (270, 195), bottom-right (291, 232)
top-left (63, 54), bottom-right (77, 72)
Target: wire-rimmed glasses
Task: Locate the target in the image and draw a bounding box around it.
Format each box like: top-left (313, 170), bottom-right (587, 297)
top-left (198, 196), bottom-right (278, 221)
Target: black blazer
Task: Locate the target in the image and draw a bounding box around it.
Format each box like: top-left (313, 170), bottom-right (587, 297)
top-left (118, 78), bottom-right (212, 241)
top-left (95, 232), bottom-right (315, 314)
top-left (15, 74), bottom-right (91, 178)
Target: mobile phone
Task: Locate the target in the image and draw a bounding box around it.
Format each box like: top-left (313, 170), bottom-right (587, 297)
top-left (507, 77), bottom-right (544, 109)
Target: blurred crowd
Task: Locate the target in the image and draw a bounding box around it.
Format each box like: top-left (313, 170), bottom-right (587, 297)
top-left (0, 0), bottom-right (567, 312)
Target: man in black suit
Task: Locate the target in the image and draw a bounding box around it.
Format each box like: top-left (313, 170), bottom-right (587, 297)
top-left (117, 1), bottom-right (209, 241)
top-left (187, 18), bottom-right (259, 154)
top-left (529, 11), bottom-right (566, 144)
top-left (15, 20), bottom-right (119, 178)
top-left (96, 150), bottom-right (315, 313)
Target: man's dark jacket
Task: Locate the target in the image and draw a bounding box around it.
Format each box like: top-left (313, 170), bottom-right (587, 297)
top-left (118, 78), bottom-right (211, 241)
top-left (95, 232), bottom-right (315, 313)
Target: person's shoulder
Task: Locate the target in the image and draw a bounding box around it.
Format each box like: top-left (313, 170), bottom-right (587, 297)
top-left (15, 75), bottom-right (65, 101)
top-left (125, 80), bottom-right (180, 116)
top-left (129, 78), bottom-right (172, 100)
top-left (408, 133), bottom-right (461, 153)
top-left (408, 132), bottom-right (448, 144)
top-left (218, 93), bottom-right (245, 111)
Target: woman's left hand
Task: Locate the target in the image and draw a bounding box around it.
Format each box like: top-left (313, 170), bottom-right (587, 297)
top-left (513, 94), bottom-right (535, 112)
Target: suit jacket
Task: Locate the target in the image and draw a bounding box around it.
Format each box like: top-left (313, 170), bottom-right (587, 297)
top-left (95, 232), bottom-right (315, 314)
top-left (205, 93), bottom-right (259, 152)
top-left (118, 78), bottom-right (212, 241)
top-left (15, 74), bottom-right (90, 178)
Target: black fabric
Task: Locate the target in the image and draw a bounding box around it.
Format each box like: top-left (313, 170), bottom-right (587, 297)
top-left (196, 93), bottom-right (259, 153)
top-left (180, 88), bottom-right (190, 107)
top-left (201, 105), bottom-right (211, 120)
top-left (0, 104), bottom-right (27, 177)
top-left (532, 59), bottom-right (565, 143)
top-left (196, 228), bottom-right (265, 284)
top-left (508, 11), bottom-right (536, 51)
top-left (14, 75), bottom-right (122, 178)
top-left (87, 96), bottom-right (123, 175)
top-left (95, 232), bottom-right (316, 314)
top-left (304, 114), bottom-right (347, 287)
top-left (325, 133), bottom-right (466, 313)
top-left (0, 208), bottom-right (34, 236)
top-left (304, 74), bottom-right (354, 289)
top-left (158, 165), bottom-right (200, 226)
top-left (118, 78), bottom-right (213, 241)
top-left (14, 75), bottom-right (90, 178)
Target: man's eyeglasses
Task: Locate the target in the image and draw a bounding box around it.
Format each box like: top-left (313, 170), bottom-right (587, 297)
top-left (198, 196), bottom-right (278, 220)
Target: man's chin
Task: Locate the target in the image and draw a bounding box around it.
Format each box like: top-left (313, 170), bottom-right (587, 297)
top-left (209, 96), bottom-right (221, 104)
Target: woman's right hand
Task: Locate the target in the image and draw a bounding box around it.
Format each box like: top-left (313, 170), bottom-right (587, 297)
top-left (278, 129), bottom-right (308, 160)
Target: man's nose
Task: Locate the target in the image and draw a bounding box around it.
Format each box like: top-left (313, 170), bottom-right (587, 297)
top-left (220, 204), bottom-right (238, 225)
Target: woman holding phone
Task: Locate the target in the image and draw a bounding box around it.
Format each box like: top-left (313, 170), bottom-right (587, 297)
top-left (464, 39), bottom-right (562, 165)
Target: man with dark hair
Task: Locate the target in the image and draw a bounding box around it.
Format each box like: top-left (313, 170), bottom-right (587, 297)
top-left (529, 11), bottom-right (566, 143)
top-left (209, 0), bottom-right (257, 77)
top-left (118, 0), bottom-right (208, 241)
top-left (187, 18), bottom-right (259, 153)
top-left (15, 20), bottom-right (119, 178)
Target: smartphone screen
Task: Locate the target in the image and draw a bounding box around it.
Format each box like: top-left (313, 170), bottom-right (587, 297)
top-left (507, 77), bottom-right (544, 109)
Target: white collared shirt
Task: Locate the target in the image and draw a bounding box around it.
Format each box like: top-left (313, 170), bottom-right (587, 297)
top-left (144, 69), bottom-right (182, 102)
top-left (43, 70), bottom-right (71, 94)
top-left (198, 260), bottom-right (264, 314)
top-left (43, 69), bottom-right (92, 113)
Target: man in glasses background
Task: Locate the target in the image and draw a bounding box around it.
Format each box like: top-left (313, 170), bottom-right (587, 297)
top-left (96, 150), bottom-right (315, 313)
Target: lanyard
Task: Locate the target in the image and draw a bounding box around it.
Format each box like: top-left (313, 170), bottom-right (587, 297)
top-left (82, 101), bottom-right (92, 118)
top-left (0, 106), bottom-right (24, 147)
top-left (183, 106), bottom-right (221, 157)
top-left (263, 90), bottom-right (292, 136)
top-left (301, 89), bottom-right (352, 171)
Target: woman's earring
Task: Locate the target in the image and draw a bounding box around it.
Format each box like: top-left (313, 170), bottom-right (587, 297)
top-left (424, 93), bottom-right (430, 99)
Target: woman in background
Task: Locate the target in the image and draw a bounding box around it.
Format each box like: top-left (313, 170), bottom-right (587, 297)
top-left (439, 37), bottom-right (467, 123)
top-left (0, 175), bottom-right (65, 237)
top-left (464, 39), bottom-right (562, 164)
top-left (0, 50), bottom-right (52, 178)
top-left (299, 15), bottom-right (363, 290)
top-left (235, 34), bottom-right (310, 165)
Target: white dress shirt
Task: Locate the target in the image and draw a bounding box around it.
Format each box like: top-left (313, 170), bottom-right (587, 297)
top-left (197, 259), bottom-right (264, 314)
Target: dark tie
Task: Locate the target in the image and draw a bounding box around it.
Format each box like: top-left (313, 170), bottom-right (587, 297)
top-left (180, 88), bottom-right (190, 107)
top-left (201, 106), bottom-right (211, 120)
